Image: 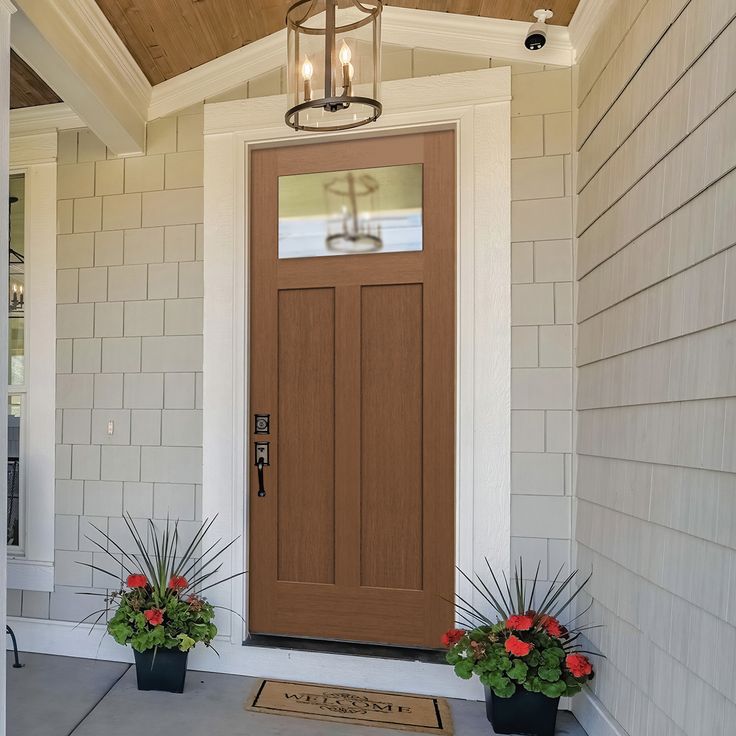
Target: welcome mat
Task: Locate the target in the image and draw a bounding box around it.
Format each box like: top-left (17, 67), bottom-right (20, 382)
top-left (246, 679), bottom-right (453, 734)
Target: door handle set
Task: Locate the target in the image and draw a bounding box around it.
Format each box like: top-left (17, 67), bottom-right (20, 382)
top-left (254, 414), bottom-right (270, 498)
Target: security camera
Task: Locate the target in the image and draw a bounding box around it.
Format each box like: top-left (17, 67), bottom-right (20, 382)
top-left (525, 9), bottom-right (554, 51)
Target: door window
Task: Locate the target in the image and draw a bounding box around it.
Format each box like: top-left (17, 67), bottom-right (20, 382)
top-left (278, 163), bottom-right (423, 258)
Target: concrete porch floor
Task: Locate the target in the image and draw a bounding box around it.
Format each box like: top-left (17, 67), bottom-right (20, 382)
top-left (7, 652), bottom-right (587, 736)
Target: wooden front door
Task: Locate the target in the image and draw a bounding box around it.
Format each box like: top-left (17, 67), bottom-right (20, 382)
top-left (249, 131), bottom-right (455, 649)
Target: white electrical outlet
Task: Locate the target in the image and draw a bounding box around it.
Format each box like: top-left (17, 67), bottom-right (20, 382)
top-left (107, 420), bottom-right (114, 435)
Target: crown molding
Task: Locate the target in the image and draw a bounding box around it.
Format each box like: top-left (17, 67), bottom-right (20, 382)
top-left (0, 0), bottom-right (16, 15)
top-left (64, 0), bottom-right (150, 107)
top-left (10, 103), bottom-right (84, 137)
top-left (381, 6), bottom-right (573, 67)
top-left (568, 0), bottom-right (610, 63)
top-left (149, 29), bottom-right (286, 121)
top-left (12, 0), bottom-right (149, 154)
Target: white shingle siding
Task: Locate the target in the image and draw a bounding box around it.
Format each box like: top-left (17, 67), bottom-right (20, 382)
top-left (574, 0), bottom-right (736, 733)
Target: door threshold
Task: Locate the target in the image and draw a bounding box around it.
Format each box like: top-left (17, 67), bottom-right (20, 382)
top-left (243, 634), bottom-right (448, 664)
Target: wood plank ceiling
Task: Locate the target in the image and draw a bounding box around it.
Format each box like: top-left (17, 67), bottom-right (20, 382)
top-left (10, 51), bottom-right (62, 109)
top-left (95, 0), bottom-right (580, 85)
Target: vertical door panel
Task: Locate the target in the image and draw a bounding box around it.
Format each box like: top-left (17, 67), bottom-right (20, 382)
top-left (277, 288), bottom-right (335, 584)
top-left (360, 284), bottom-right (423, 591)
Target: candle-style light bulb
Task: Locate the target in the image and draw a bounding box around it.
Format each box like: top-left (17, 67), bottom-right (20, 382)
top-left (301, 56), bottom-right (314, 80)
top-left (301, 56), bottom-right (313, 101)
top-left (339, 41), bottom-right (353, 92)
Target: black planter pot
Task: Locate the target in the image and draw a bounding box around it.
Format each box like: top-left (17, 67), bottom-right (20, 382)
top-left (133, 648), bottom-right (188, 693)
top-left (484, 687), bottom-right (560, 736)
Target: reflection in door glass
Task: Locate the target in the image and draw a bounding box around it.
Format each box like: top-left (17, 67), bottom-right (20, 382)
top-left (278, 163), bottom-right (423, 259)
top-left (9, 174), bottom-right (25, 386)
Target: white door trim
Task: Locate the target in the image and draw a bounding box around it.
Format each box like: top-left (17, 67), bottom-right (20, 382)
top-left (201, 66), bottom-right (511, 698)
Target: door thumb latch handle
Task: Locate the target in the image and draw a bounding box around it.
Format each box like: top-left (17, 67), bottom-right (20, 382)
top-left (254, 441), bottom-right (269, 498)
top-left (256, 457), bottom-right (266, 497)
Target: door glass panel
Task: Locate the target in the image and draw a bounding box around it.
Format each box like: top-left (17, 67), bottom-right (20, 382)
top-left (9, 174), bottom-right (25, 386)
top-left (278, 163), bottom-right (422, 259)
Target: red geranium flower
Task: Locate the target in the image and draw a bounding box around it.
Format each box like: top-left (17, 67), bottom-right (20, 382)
top-left (505, 635), bottom-right (533, 657)
top-left (565, 653), bottom-right (593, 678)
top-left (540, 614), bottom-right (563, 638)
top-left (126, 573), bottom-right (148, 589)
top-left (168, 575), bottom-right (188, 591)
top-left (441, 629), bottom-right (466, 647)
top-left (144, 608), bottom-right (164, 626)
top-left (506, 614), bottom-right (534, 631)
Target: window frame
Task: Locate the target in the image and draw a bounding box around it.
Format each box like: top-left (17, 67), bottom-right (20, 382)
top-left (7, 132), bottom-right (57, 592)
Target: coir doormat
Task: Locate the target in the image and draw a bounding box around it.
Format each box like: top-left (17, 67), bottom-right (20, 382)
top-left (246, 679), bottom-right (453, 734)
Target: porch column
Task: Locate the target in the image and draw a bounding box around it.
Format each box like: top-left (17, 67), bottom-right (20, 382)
top-left (0, 2), bottom-right (16, 733)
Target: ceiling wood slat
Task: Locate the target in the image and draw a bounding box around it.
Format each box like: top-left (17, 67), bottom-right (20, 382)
top-left (10, 50), bottom-right (62, 109)
top-left (95, 0), bottom-right (579, 84)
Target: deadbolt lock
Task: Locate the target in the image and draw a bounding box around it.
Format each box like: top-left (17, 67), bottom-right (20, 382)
top-left (254, 413), bottom-right (270, 435)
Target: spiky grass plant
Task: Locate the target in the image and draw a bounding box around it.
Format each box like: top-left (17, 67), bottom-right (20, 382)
top-left (443, 559), bottom-right (600, 699)
top-left (78, 514), bottom-right (244, 654)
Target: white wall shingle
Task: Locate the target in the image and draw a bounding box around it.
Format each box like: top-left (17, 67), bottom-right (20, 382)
top-left (574, 4), bottom-right (736, 733)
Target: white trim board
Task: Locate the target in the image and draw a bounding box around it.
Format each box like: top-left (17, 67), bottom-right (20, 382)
top-left (568, 0), bottom-right (611, 63)
top-left (573, 687), bottom-right (630, 736)
top-left (382, 6), bottom-right (572, 65)
top-left (201, 66), bottom-right (511, 697)
top-left (2, 4), bottom-right (15, 732)
top-left (8, 131), bottom-right (57, 592)
top-left (10, 104), bottom-right (84, 137)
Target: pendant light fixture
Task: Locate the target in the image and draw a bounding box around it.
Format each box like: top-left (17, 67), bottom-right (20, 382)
top-left (285, 0), bottom-right (383, 132)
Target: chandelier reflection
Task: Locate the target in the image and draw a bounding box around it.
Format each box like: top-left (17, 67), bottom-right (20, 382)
top-left (324, 171), bottom-right (383, 253)
top-left (8, 195), bottom-right (23, 315)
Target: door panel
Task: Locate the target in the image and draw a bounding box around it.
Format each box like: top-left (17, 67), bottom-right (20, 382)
top-left (249, 131), bottom-right (455, 649)
top-left (277, 288), bottom-right (335, 584)
top-left (360, 284), bottom-right (423, 591)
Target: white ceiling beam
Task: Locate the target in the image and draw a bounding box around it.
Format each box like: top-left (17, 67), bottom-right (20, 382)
top-left (381, 6), bottom-right (573, 67)
top-left (11, 0), bottom-right (151, 155)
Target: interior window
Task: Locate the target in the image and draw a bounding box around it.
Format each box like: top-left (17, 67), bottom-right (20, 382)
top-left (8, 173), bottom-right (25, 549)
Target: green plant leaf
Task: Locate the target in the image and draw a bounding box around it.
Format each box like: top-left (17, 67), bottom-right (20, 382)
top-left (487, 673), bottom-right (515, 698)
top-left (538, 666), bottom-right (562, 683)
top-left (454, 659), bottom-right (474, 680)
top-left (507, 659), bottom-right (528, 682)
top-left (540, 680), bottom-right (566, 698)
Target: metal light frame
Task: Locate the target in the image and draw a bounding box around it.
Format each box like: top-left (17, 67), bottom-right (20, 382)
top-left (285, 0), bottom-right (383, 132)
top-left (324, 171), bottom-right (383, 253)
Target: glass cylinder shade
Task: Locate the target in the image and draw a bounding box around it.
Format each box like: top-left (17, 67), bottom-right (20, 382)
top-left (286, 0), bottom-right (382, 131)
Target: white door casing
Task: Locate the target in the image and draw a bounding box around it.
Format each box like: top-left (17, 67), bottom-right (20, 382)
top-left (199, 66), bottom-right (511, 698)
